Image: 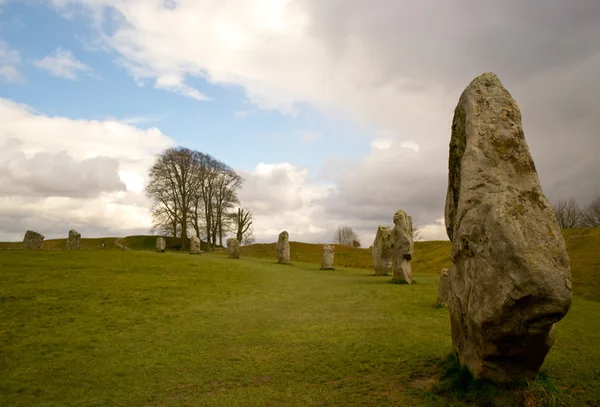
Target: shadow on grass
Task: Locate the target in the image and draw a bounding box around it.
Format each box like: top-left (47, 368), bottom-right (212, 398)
top-left (424, 354), bottom-right (570, 407)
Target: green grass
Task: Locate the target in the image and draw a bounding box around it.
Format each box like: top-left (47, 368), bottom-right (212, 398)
top-left (1, 246), bottom-right (600, 406)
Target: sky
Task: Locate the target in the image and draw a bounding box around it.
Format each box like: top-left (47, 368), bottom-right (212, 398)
top-left (0, 0), bottom-right (599, 245)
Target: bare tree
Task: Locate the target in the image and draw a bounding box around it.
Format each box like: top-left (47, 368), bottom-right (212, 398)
top-left (412, 226), bottom-right (422, 242)
top-left (552, 198), bottom-right (585, 229)
top-left (242, 226), bottom-right (256, 246)
top-left (213, 167), bottom-right (243, 247)
top-left (584, 196), bottom-right (600, 227)
top-left (351, 238), bottom-right (361, 248)
top-left (234, 208), bottom-right (253, 242)
top-left (333, 226), bottom-right (359, 246)
top-left (146, 147), bottom-right (200, 250)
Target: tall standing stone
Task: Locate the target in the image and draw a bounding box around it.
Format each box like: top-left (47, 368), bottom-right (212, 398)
top-left (276, 231), bottom-right (290, 264)
top-left (320, 245), bottom-right (335, 270)
top-left (372, 226), bottom-right (393, 276)
top-left (190, 236), bottom-right (201, 254)
top-left (66, 229), bottom-right (81, 250)
top-left (227, 238), bottom-right (240, 258)
top-left (156, 237), bottom-right (166, 252)
top-left (23, 230), bottom-right (44, 250)
top-left (392, 209), bottom-right (413, 284)
top-left (445, 72), bottom-right (572, 382)
top-left (437, 268), bottom-right (450, 307)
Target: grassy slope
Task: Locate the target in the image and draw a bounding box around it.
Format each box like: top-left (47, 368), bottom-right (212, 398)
top-left (0, 250), bottom-right (599, 406)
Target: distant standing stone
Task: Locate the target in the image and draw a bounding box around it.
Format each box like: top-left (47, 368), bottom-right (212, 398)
top-left (445, 72), bottom-right (572, 382)
top-left (156, 237), bottom-right (166, 252)
top-left (23, 230), bottom-right (44, 250)
top-left (392, 209), bottom-right (414, 284)
top-left (276, 231), bottom-right (290, 264)
top-left (372, 226), bottom-right (393, 276)
top-left (227, 238), bottom-right (240, 258)
top-left (66, 229), bottom-right (81, 250)
top-left (437, 268), bottom-right (450, 306)
top-left (190, 236), bottom-right (201, 254)
top-left (320, 245), bottom-right (335, 270)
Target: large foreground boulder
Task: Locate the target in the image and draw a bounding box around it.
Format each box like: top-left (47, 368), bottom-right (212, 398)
top-left (66, 229), bottom-right (81, 250)
top-left (276, 231), bottom-right (290, 264)
top-left (227, 238), bottom-right (240, 258)
top-left (392, 210), bottom-right (413, 284)
top-left (372, 226), bottom-right (393, 276)
top-left (445, 72), bottom-right (572, 382)
top-left (190, 236), bottom-right (201, 254)
top-left (156, 237), bottom-right (166, 252)
top-left (437, 268), bottom-right (450, 307)
top-left (320, 245), bottom-right (335, 269)
top-left (23, 230), bottom-right (44, 250)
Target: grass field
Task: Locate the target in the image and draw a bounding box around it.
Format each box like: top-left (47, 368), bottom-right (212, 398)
top-left (1, 229), bottom-right (599, 406)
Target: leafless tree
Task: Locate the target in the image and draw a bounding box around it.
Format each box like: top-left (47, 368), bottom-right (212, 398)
top-left (146, 147), bottom-right (200, 250)
top-left (234, 208), bottom-right (253, 242)
top-left (584, 196), bottom-right (600, 227)
top-left (242, 226), bottom-right (256, 246)
top-left (552, 198), bottom-right (585, 229)
top-left (412, 226), bottom-right (422, 242)
top-left (333, 226), bottom-right (359, 246)
top-left (213, 167), bottom-right (243, 247)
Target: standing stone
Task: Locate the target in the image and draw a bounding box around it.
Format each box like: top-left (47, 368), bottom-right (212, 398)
top-left (372, 226), bottom-right (393, 276)
top-left (276, 231), bottom-right (290, 264)
top-left (156, 237), bottom-right (166, 252)
top-left (437, 268), bottom-right (450, 306)
top-left (227, 238), bottom-right (240, 258)
top-left (320, 245), bottom-right (335, 270)
top-left (392, 210), bottom-right (414, 284)
top-left (445, 72), bottom-right (572, 382)
top-left (190, 236), bottom-right (201, 254)
top-left (66, 229), bottom-right (81, 250)
top-left (23, 230), bottom-right (44, 250)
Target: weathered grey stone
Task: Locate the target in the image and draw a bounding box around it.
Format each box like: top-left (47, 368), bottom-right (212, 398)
top-left (392, 209), bottom-right (413, 284)
top-left (156, 237), bottom-right (166, 252)
top-left (190, 236), bottom-right (201, 254)
top-left (23, 230), bottom-right (44, 250)
top-left (372, 226), bottom-right (393, 276)
top-left (320, 245), bottom-right (335, 269)
top-left (227, 238), bottom-right (240, 258)
top-left (437, 268), bottom-right (450, 306)
top-left (276, 231), bottom-right (290, 263)
top-left (445, 72), bottom-right (572, 382)
top-left (66, 229), bottom-right (81, 250)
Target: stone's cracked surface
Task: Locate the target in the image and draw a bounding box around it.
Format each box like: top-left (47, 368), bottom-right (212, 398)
top-left (392, 209), bottom-right (414, 284)
top-left (372, 226), bottom-right (393, 276)
top-left (227, 238), bottom-right (240, 259)
top-left (23, 230), bottom-right (44, 250)
top-left (321, 244), bottom-right (335, 270)
top-left (276, 231), bottom-right (290, 264)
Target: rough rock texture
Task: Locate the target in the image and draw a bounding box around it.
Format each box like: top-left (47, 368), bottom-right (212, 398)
top-left (276, 231), bottom-right (290, 264)
top-left (321, 245), bottom-right (335, 269)
top-left (190, 236), bottom-right (201, 254)
top-left (445, 72), bottom-right (572, 382)
top-left (437, 268), bottom-right (450, 306)
top-left (372, 226), bottom-right (393, 276)
top-left (227, 238), bottom-right (240, 258)
top-left (67, 229), bottom-right (81, 250)
top-left (156, 237), bottom-right (166, 252)
top-left (392, 210), bottom-right (414, 284)
top-left (23, 230), bottom-right (44, 250)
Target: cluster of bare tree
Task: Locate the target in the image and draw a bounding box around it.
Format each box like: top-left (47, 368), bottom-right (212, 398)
top-left (552, 196), bottom-right (600, 229)
top-left (146, 147), bottom-right (254, 250)
top-left (332, 226), bottom-right (361, 247)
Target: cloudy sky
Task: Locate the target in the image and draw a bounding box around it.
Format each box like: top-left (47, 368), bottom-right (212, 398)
top-left (0, 0), bottom-right (599, 245)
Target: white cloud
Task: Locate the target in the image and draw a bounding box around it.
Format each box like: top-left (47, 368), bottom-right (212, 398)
top-left (0, 97), bottom-right (175, 241)
top-left (300, 131), bottom-right (319, 143)
top-left (370, 138), bottom-right (392, 150)
top-left (34, 48), bottom-right (93, 80)
top-left (0, 41), bottom-right (23, 83)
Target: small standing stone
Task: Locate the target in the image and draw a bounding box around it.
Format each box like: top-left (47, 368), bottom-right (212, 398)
top-left (227, 238), bottom-right (240, 258)
top-left (66, 229), bottom-right (81, 250)
top-left (190, 236), bottom-right (201, 254)
top-left (276, 231), bottom-right (290, 264)
top-left (320, 245), bottom-right (335, 270)
top-left (392, 209), bottom-right (414, 284)
top-left (437, 268), bottom-right (450, 306)
top-left (372, 226), bottom-right (393, 276)
top-left (23, 230), bottom-right (44, 250)
top-left (156, 237), bottom-right (166, 252)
